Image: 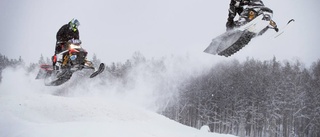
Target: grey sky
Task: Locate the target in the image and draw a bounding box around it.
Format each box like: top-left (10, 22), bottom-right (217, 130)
top-left (0, 0), bottom-right (319, 66)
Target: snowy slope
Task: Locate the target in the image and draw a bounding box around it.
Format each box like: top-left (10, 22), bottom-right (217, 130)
top-left (0, 67), bottom-right (237, 137)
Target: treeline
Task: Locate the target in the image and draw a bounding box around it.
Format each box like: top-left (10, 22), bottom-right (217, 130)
top-left (0, 53), bottom-right (24, 82)
top-left (162, 57), bottom-right (320, 137)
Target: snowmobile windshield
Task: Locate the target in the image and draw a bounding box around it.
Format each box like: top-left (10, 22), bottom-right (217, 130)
top-left (69, 44), bottom-right (81, 50)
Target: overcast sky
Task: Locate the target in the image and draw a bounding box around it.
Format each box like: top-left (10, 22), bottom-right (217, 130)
top-left (0, 0), bottom-right (319, 66)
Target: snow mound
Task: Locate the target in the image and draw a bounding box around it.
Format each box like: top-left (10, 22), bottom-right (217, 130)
top-left (200, 125), bottom-right (211, 132)
top-left (0, 66), bottom-right (236, 137)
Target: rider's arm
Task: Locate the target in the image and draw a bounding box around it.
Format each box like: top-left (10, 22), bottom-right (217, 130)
top-left (248, 0), bottom-right (264, 6)
top-left (56, 24), bottom-right (70, 43)
top-left (227, 0), bottom-right (238, 22)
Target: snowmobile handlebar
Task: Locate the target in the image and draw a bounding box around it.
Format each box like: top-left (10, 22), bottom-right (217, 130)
top-left (56, 39), bottom-right (82, 45)
top-left (67, 39), bottom-right (82, 45)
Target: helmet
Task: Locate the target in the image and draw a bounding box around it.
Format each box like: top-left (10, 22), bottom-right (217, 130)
top-left (69, 18), bottom-right (80, 32)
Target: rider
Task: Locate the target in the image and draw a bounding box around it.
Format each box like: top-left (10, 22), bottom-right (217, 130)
top-left (52, 18), bottom-right (80, 69)
top-left (226, 0), bottom-right (265, 31)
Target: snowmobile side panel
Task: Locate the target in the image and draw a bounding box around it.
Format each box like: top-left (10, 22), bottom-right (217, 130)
top-left (238, 15), bottom-right (264, 31)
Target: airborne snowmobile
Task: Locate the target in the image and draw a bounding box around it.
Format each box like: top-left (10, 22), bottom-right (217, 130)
top-left (204, 6), bottom-right (293, 57)
top-left (36, 39), bottom-right (105, 86)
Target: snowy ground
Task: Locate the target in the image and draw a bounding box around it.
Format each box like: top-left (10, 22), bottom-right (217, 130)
top-left (0, 67), bottom-right (237, 137)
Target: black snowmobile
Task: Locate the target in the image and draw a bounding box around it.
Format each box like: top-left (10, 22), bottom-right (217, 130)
top-left (35, 39), bottom-right (105, 86)
top-left (204, 6), bottom-right (292, 57)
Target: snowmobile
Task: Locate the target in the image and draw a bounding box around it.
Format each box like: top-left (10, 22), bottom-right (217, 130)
top-left (204, 6), bottom-right (292, 57)
top-left (35, 39), bottom-right (105, 86)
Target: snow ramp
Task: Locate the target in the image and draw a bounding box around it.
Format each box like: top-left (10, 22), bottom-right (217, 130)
top-left (0, 67), bottom-right (237, 137)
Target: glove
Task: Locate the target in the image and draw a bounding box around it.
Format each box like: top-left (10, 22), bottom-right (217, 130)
top-left (226, 20), bottom-right (235, 31)
top-left (234, 1), bottom-right (240, 7)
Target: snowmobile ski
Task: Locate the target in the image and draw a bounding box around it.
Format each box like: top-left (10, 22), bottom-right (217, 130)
top-left (273, 19), bottom-right (295, 38)
top-left (89, 63), bottom-right (105, 78)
